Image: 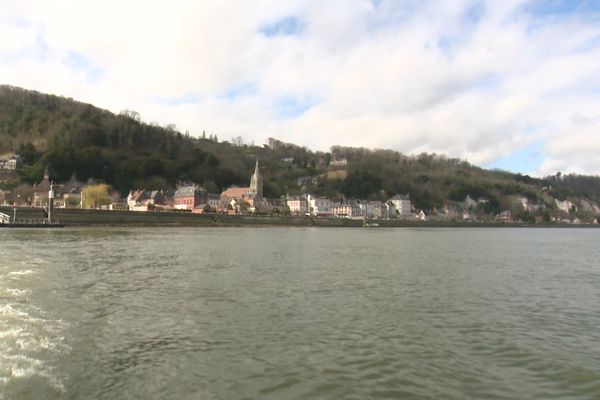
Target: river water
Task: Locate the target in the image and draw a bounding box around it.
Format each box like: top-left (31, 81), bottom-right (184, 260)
top-left (1, 227), bottom-right (599, 399)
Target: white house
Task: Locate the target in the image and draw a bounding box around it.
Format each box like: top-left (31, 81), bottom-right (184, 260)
top-left (332, 202), bottom-right (361, 218)
top-left (306, 194), bottom-right (333, 215)
top-left (388, 194), bottom-right (412, 219)
top-left (358, 201), bottom-right (385, 219)
top-left (0, 155), bottom-right (20, 171)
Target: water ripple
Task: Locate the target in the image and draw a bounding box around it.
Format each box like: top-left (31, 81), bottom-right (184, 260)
top-left (1, 227), bottom-right (599, 399)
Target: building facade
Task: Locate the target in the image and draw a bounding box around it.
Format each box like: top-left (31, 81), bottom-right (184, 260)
top-left (0, 157), bottom-right (19, 171)
top-left (286, 195), bottom-right (308, 215)
top-left (388, 194), bottom-right (412, 219)
top-left (306, 194), bottom-right (332, 215)
top-left (332, 203), bottom-right (360, 218)
top-left (128, 189), bottom-right (168, 210)
top-left (174, 185), bottom-right (208, 210)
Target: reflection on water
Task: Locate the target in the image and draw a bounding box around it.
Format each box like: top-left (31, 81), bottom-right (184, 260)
top-left (1, 227), bottom-right (599, 399)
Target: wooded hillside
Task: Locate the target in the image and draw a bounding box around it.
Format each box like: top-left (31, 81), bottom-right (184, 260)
top-left (1, 85), bottom-right (599, 218)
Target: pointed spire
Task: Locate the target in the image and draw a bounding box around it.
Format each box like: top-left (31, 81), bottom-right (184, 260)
top-left (250, 156), bottom-right (263, 197)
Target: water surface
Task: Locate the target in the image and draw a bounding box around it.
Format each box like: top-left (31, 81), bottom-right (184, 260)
top-left (1, 227), bottom-right (599, 399)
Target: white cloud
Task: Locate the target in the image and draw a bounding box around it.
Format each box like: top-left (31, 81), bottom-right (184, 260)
top-left (1, 0), bottom-right (600, 175)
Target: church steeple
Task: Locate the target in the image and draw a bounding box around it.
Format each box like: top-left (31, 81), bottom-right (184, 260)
top-left (249, 157), bottom-right (263, 197)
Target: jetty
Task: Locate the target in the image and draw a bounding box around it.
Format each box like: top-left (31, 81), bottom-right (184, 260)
top-left (0, 182), bottom-right (65, 228)
top-left (0, 211), bottom-right (64, 228)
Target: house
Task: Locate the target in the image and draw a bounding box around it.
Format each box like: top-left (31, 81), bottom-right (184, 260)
top-left (0, 155), bottom-right (20, 171)
top-left (127, 190), bottom-right (141, 209)
top-left (53, 175), bottom-right (84, 208)
top-left (270, 197), bottom-right (289, 214)
top-left (332, 202), bottom-right (361, 219)
top-left (354, 201), bottom-right (385, 219)
top-left (207, 193), bottom-right (221, 211)
top-left (30, 170), bottom-right (86, 209)
top-left (388, 194), bottom-right (412, 219)
top-left (286, 195), bottom-right (308, 215)
top-left (225, 198), bottom-right (247, 214)
top-left (174, 185), bottom-right (208, 210)
top-left (495, 210), bottom-right (513, 222)
top-left (366, 201), bottom-right (386, 219)
top-left (55, 187), bottom-right (83, 209)
top-left (329, 158), bottom-right (348, 167)
top-left (128, 189), bottom-right (168, 211)
top-left (306, 194), bottom-right (332, 215)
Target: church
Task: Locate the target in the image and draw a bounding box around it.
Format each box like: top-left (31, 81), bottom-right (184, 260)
top-left (219, 158), bottom-right (270, 213)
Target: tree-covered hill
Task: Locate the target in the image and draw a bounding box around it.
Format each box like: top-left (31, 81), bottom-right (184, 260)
top-left (1, 85), bottom-right (599, 219)
top-left (0, 85), bottom-right (298, 194)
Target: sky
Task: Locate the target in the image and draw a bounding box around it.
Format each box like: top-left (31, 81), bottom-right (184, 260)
top-left (1, 0), bottom-right (600, 176)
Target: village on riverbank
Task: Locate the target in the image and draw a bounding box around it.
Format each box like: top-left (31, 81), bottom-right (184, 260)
top-left (3, 87), bottom-right (600, 227)
top-left (2, 154), bottom-right (599, 226)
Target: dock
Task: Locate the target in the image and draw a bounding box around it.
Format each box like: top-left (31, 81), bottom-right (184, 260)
top-left (0, 210), bottom-right (64, 228)
top-left (0, 222), bottom-right (65, 228)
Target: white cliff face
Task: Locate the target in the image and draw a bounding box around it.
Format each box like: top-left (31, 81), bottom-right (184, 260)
top-left (579, 199), bottom-right (600, 215)
top-left (519, 197), bottom-right (543, 212)
top-left (520, 197), bottom-right (529, 210)
top-left (463, 195), bottom-right (488, 210)
top-left (463, 195), bottom-right (479, 209)
top-left (555, 199), bottom-right (574, 213)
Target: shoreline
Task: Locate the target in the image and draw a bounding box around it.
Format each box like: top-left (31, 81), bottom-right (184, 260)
top-left (1, 206), bottom-right (598, 228)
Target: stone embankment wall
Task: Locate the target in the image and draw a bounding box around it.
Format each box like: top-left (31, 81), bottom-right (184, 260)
top-left (0, 207), bottom-right (363, 227)
top-left (1, 207), bottom-right (597, 228)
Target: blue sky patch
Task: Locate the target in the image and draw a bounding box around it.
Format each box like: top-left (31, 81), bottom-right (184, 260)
top-left (220, 82), bottom-right (257, 100)
top-left (462, 1), bottom-right (485, 24)
top-left (485, 140), bottom-right (546, 174)
top-left (64, 51), bottom-right (89, 70)
top-left (62, 51), bottom-right (104, 82)
top-left (34, 32), bottom-right (49, 62)
top-left (260, 16), bottom-right (304, 37)
top-left (526, 0), bottom-right (600, 16)
top-left (273, 95), bottom-right (318, 118)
